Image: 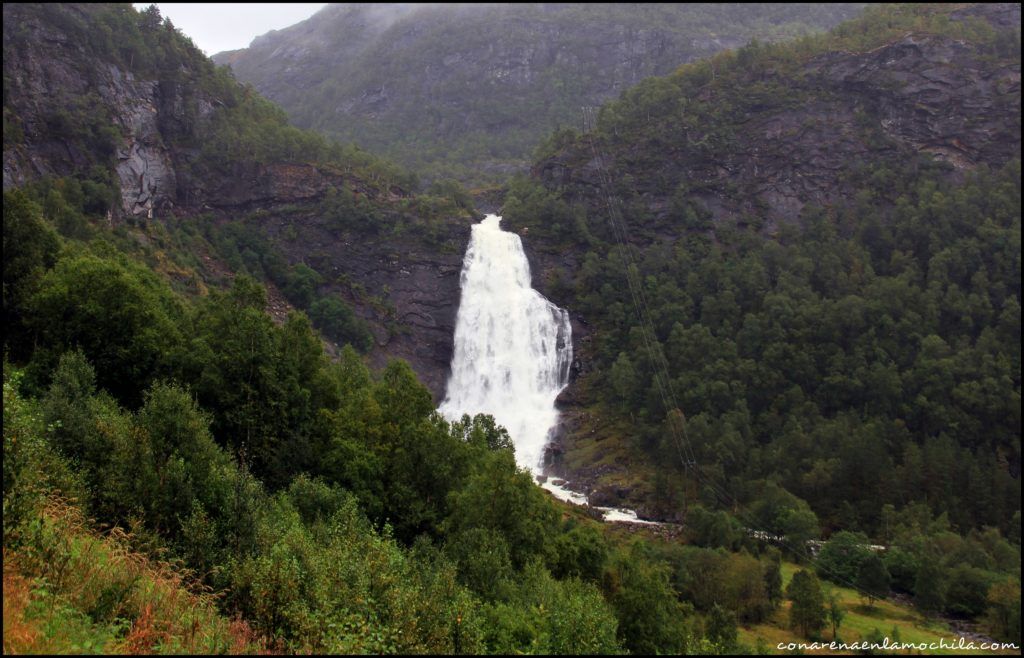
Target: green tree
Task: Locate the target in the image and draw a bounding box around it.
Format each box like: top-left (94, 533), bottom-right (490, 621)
top-left (444, 527), bottom-right (513, 600)
top-left (603, 543), bottom-right (690, 654)
top-left (2, 190), bottom-right (60, 359)
top-left (308, 296), bottom-right (372, 351)
top-left (27, 252), bottom-right (184, 405)
top-left (705, 603), bottom-right (737, 651)
top-left (687, 505), bottom-right (744, 550)
top-left (855, 553), bottom-right (891, 607)
top-left (816, 531), bottom-right (872, 584)
top-left (550, 522), bottom-right (609, 583)
top-left (450, 413), bottom-right (514, 454)
top-left (827, 589), bottom-right (845, 640)
top-left (128, 382), bottom-right (231, 537)
top-left (787, 569), bottom-right (826, 638)
top-left (40, 350), bottom-right (100, 461)
top-left (727, 552), bottom-right (773, 623)
top-left (913, 560), bottom-right (947, 618)
top-left (778, 506), bottom-right (821, 559)
top-left (283, 263), bottom-right (322, 309)
top-left (985, 578), bottom-right (1022, 644)
top-left (764, 549), bottom-right (784, 609)
top-left (609, 352), bottom-right (640, 408)
top-left (184, 276), bottom-right (283, 476)
top-left (943, 564), bottom-right (994, 618)
top-left (882, 546), bottom-right (920, 594)
top-left (444, 449), bottom-right (558, 569)
top-left (481, 561), bottom-right (622, 655)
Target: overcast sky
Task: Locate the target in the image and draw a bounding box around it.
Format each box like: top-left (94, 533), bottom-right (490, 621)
top-left (132, 3), bottom-right (327, 55)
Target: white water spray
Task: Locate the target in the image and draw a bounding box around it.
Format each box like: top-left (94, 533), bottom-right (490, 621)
top-left (439, 215), bottom-right (572, 472)
top-left (440, 215), bottom-right (663, 524)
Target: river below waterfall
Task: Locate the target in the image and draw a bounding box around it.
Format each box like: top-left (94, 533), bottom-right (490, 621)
top-left (439, 214), bottom-right (655, 524)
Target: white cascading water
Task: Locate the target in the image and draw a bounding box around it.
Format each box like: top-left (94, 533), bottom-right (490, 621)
top-left (439, 214), bottom-right (572, 473)
top-left (440, 214), bottom-right (660, 521)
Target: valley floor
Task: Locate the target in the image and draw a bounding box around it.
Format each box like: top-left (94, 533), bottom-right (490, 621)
top-left (739, 563), bottom-right (1019, 655)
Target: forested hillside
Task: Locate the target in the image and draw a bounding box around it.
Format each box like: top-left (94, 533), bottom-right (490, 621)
top-left (3, 2), bottom-right (481, 396)
top-left (3, 2), bottom-right (1020, 654)
top-left (215, 3), bottom-right (864, 183)
top-left (504, 2), bottom-right (1021, 641)
top-left (3, 4), bottom-right (689, 654)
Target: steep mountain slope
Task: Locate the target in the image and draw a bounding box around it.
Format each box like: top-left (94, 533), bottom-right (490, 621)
top-left (4, 11), bottom-right (640, 650)
top-left (529, 3), bottom-right (1020, 230)
top-left (2, 3), bottom-right (472, 397)
top-left (503, 3), bottom-right (1021, 531)
top-left (214, 3), bottom-right (865, 183)
top-left (4, 4), bottom-right (1021, 651)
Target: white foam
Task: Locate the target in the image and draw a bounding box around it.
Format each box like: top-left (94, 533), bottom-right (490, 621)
top-left (439, 215), bottom-right (572, 472)
top-left (441, 215), bottom-right (660, 527)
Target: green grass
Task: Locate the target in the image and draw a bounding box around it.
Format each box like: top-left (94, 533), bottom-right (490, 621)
top-left (738, 562), bottom-right (1017, 655)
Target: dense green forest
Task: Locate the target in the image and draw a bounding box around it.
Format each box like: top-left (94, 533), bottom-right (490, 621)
top-left (4, 4), bottom-right (725, 654)
top-left (3, 2), bottom-right (1021, 654)
top-left (503, 2), bottom-right (1021, 644)
top-left (508, 160), bottom-right (1021, 534)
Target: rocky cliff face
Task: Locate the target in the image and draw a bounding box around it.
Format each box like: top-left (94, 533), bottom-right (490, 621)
top-left (197, 159), bottom-right (471, 399)
top-left (0, 5), bottom-right (265, 222)
top-left (2, 3), bottom-right (469, 399)
top-left (3, 5), bottom-right (180, 218)
top-left (248, 199), bottom-right (471, 398)
top-left (215, 3), bottom-right (865, 181)
top-left (534, 29), bottom-right (1020, 234)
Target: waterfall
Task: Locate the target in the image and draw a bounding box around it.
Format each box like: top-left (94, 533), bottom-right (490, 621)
top-left (439, 214), bottom-right (572, 473)
top-left (439, 215), bottom-right (659, 523)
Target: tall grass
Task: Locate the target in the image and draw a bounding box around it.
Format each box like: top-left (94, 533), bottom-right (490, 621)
top-left (4, 497), bottom-right (272, 655)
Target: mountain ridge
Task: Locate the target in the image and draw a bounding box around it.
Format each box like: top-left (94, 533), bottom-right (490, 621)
top-left (528, 3), bottom-right (1021, 234)
top-left (214, 3), bottom-right (866, 183)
